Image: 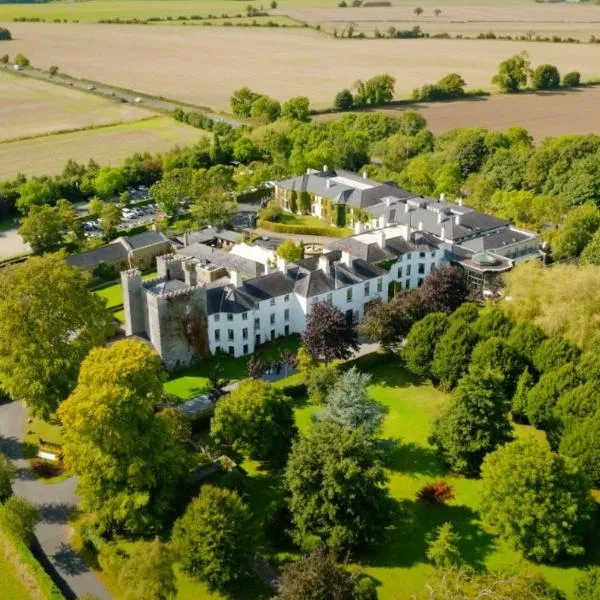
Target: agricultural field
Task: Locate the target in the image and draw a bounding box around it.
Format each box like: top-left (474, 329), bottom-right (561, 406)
top-left (283, 4), bottom-right (600, 40)
top-left (0, 69), bottom-right (151, 142)
top-left (315, 85), bottom-right (600, 141)
top-left (3, 23), bottom-right (600, 111)
top-left (0, 116), bottom-right (207, 179)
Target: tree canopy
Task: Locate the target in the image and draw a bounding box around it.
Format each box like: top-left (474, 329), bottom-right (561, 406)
top-left (480, 437), bottom-right (593, 562)
top-left (58, 339), bottom-right (186, 534)
top-left (284, 421), bottom-right (391, 552)
top-left (0, 253), bottom-right (112, 418)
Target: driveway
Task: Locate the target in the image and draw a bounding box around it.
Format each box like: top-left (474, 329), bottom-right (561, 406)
top-left (0, 400), bottom-right (112, 600)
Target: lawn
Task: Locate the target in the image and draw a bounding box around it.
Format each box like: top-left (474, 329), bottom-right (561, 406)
top-left (278, 213), bottom-right (332, 228)
top-left (245, 356), bottom-right (600, 599)
top-left (0, 547), bottom-right (32, 600)
top-left (93, 270), bottom-right (157, 309)
top-left (0, 116), bottom-right (208, 179)
top-left (164, 336), bottom-right (301, 399)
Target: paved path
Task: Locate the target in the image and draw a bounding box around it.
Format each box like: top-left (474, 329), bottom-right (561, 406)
top-left (0, 400), bottom-right (112, 600)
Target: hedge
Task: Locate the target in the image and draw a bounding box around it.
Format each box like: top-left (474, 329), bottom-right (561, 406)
top-left (257, 219), bottom-right (350, 238)
top-left (0, 508), bottom-right (65, 600)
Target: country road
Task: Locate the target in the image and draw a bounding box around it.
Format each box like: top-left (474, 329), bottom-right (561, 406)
top-left (0, 400), bottom-right (112, 600)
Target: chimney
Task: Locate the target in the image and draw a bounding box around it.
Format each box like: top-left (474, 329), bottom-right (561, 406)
top-left (323, 164), bottom-right (328, 172)
top-left (229, 268), bottom-right (242, 287)
top-left (183, 231), bottom-right (189, 247)
top-left (437, 212), bottom-right (444, 224)
top-left (306, 167), bottom-right (311, 175)
top-left (318, 253), bottom-right (330, 275)
top-left (457, 198), bottom-right (463, 206)
top-left (362, 171), bottom-right (367, 179)
top-left (454, 214), bottom-right (461, 225)
top-left (440, 225), bottom-right (446, 240)
top-left (277, 255), bottom-right (288, 274)
top-left (376, 230), bottom-right (385, 249)
top-left (404, 202), bottom-right (410, 213)
top-left (439, 193), bottom-right (446, 202)
top-left (418, 221), bottom-right (423, 231)
top-left (341, 248), bottom-right (351, 267)
top-left (326, 179), bottom-right (331, 188)
top-left (385, 197), bottom-right (391, 207)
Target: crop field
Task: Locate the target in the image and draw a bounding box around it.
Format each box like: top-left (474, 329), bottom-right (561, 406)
top-left (0, 69), bottom-right (152, 142)
top-left (315, 86), bottom-right (600, 141)
top-left (3, 23), bottom-right (600, 111)
top-left (283, 4), bottom-right (600, 40)
top-left (0, 116), bottom-right (207, 179)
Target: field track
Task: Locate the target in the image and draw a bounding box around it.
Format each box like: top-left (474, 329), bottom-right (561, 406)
top-left (3, 23), bottom-right (600, 111)
top-left (315, 86), bottom-right (600, 141)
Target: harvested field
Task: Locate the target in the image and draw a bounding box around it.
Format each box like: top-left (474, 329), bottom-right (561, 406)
top-left (4, 23), bottom-right (600, 111)
top-left (283, 4), bottom-right (600, 41)
top-left (0, 116), bottom-right (207, 179)
top-left (0, 69), bottom-right (152, 142)
top-left (315, 86), bottom-right (600, 141)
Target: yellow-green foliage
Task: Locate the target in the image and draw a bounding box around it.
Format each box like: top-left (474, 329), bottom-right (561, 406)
top-left (503, 261), bottom-right (600, 348)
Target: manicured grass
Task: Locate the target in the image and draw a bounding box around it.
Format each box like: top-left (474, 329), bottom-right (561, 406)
top-left (23, 415), bottom-right (63, 451)
top-left (164, 336), bottom-right (301, 399)
top-left (244, 357), bottom-right (600, 599)
top-left (93, 271), bottom-right (157, 310)
top-left (0, 547), bottom-right (32, 600)
top-left (278, 213), bottom-right (332, 228)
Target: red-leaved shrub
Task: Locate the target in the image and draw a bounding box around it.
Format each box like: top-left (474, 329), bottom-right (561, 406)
top-left (417, 480), bottom-right (455, 506)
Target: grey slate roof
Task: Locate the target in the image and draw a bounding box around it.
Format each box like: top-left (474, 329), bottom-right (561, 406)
top-left (460, 228), bottom-right (532, 252)
top-left (241, 272), bottom-right (295, 301)
top-left (206, 285), bottom-right (256, 315)
top-left (183, 228), bottom-right (241, 246)
top-left (179, 243), bottom-right (264, 278)
top-left (66, 240), bottom-right (128, 268)
top-left (147, 279), bottom-right (189, 295)
top-left (124, 230), bottom-right (170, 250)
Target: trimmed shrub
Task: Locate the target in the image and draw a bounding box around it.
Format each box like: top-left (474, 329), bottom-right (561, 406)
top-left (417, 480), bottom-right (455, 506)
top-left (257, 219), bottom-right (350, 237)
top-left (562, 71), bottom-right (581, 87)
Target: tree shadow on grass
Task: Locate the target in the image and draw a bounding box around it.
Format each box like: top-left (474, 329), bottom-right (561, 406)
top-left (362, 499), bottom-right (497, 572)
top-left (367, 362), bottom-right (420, 389)
top-left (381, 438), bottom-right (446, 478)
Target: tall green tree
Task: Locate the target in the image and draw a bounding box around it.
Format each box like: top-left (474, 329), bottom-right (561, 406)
top-left (58, 339), bottom-right (186, 534)
top-left (0, 453), bottom-right (16, 503)
top-left (426, 522), bottom-right (462, 568)
top-left (191, 187), bottom-right (237, 229)
top-left (282, 96), bottom-right (311, 122)
top-left (429, 372), bottom-right (513, 476)
top-left (18, 204), bottom-right (65, 254)
top-left (99, 202), bottom-right (122, 240)
top-left (491, 52), bottom-right (531, 92)
top-left (1, 496), bottom-right (39, 544)
top-left (149, 168), bottom-right (194, 218)
top-left (480, 437), bottom-right (593, 562)
top-left (284, 421), bottom-right (391, 552)
top-left (93, 166), bottom-right (126, 200)
top-left (172, 485), bottom-right (255, 591)
top-left (403, 312), bottom-right (449, 379)
top-left (211, 379), bottom-right (296, 464)
top-left (531, 64), bottom-right (560, 90)
top-left (552, 203), bottom-right (600, 260)
top-left (230, 87), bottom-right (261, 118)
top-left (0, 253), bottom-right (112, 418)
top-left (559, 411), bottom-right (600, 487)
top-left (319, 367), bottom-right (384, 435)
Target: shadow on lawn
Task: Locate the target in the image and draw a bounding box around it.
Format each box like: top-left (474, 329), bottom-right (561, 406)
top-left (367, 362), bottom-right (419, 389)
top-left (363, 500), bottom-right (496, 572)
top-left (381, 438), bottom-right (445, 478)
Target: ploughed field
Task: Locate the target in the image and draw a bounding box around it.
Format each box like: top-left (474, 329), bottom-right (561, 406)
top-left (315, 86), bottom-right (600, 141)
top-left (3, 23), bottom-right (600, 111)
top-left (282, 4), bottom-right (600, 41)
top-left (0, 69), bottom-right (151, 142)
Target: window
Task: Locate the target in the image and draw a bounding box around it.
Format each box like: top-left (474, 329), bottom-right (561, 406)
top-left (243, 344), bottom-right (248, 355)
top-left (419, 251), bottom-right (426, 258)
top-left (284, 294), bottom-right (290, 302)
top-left (214, 329), bottom-right (220, 342)
top-left (406, 279), bottom-right (411, 289)
top-left (418, 263), bottom-right (425, 274)
top-left (215, 345), bottom-right (221, 353)
top-left (227, 329), bottom-right (235, 341)
top-left (242, 328), bottom-right (248, 340)
top-left (397, 266), bottom-right (402, 278)
top-left (254, 318), bottom-right (260, 330)
top-left (255, 334), bottom-right (261, 345)
top-left (270, 298), bottom-right (275, 306)
top-left (228, 346), bottom-right (234, 356)
top-left (242, 312), bottom-right (248, 320)
top-left (271, 329), bottom-right (276, 340)
top-left (377, 278), bottom-right (383, 293)
top-left (270, 313), bottom-right (275, 324)
top-left (364, 282), bottom-right (370, 297)
top-left (284, 325), bottom-right (290, 336)
top-left (431, 251), bottom-right (436, 258)
top-left (284, 309), bottom-right (290, 321)
top-left (407, 264), bottom-right (412, 276)
top-left (389, 208), bottom-right (396, 221)
top-left (406, 253), bottom-right (412, 261)
top-left (347, 288), bottom-right (353, 303)
top-left (214, 314), bottom-right (220, 322)
top-left (227, 313), bottom-right (233, 321)
top-left (418, 278), bottom-right (424, 287)
top-left (327, 293), bottom-right (333, 304)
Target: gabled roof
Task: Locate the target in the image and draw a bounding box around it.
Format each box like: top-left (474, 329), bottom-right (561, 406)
top-left (66, 240), bottom-right (128, 268)
top-left (124, 230), bottom-right (171, 250)
top-left (179, 243), bottom-right (264, 278)
top-left (241, 271), bottom-right (295, 301)
top-left (206, 285), bottom-right (256, 315)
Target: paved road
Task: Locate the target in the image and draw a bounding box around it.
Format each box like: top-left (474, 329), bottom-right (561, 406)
top-left (0, 401), bottom-right (112, 600)
top-left (3, 64), bottom-right (241, 128)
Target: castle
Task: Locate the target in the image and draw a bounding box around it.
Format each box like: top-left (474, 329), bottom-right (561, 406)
top-left (122, 169), bottom-right (540, 370)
